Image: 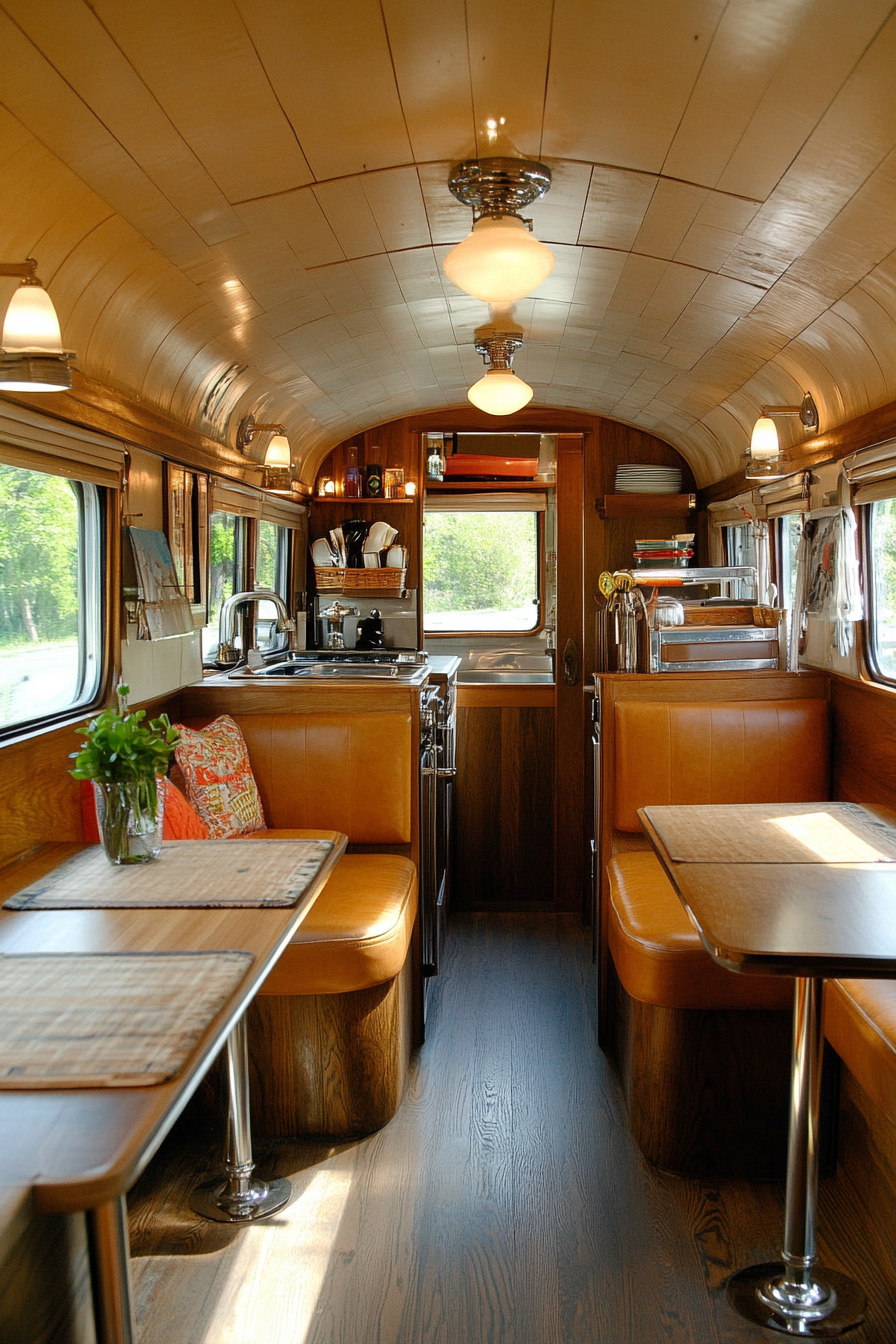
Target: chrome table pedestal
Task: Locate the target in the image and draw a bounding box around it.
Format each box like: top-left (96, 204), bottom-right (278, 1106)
top-left (189, 1016), bottom-right (291, 1223)
top-left (727, 978), bottom-right (865, 1337)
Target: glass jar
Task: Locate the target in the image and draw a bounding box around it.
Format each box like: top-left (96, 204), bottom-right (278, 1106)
top-left (94, 779), bottom-right (164, 865)
top-left (344, 446), bottom-right (362, 499)
top-left (384, 467), bottom-right (405, 499)
top-left (365, 458), bottom-right (383, 497)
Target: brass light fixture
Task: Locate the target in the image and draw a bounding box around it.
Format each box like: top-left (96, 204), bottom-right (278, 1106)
top-left (746, 391), bottom-right (819, 480)
top-left (0, 258), bottom-right (75, 392)
top-left (467, 330), bottom-right (533, 416)
top-left (443, 157), bottom-right (554, 304)
top-left (237, 413), bottom-right (293, 490)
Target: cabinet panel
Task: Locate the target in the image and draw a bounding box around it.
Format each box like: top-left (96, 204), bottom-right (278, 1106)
top-left (454, 704), bottom-right (555, 910)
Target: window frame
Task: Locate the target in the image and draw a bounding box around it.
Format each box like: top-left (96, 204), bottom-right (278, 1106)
top-left (422, 501), bottom-right (546, 639)
top-left (862, 498), bottom-right (896, 687)
top-left (0, 467), bottom-right (108, 741)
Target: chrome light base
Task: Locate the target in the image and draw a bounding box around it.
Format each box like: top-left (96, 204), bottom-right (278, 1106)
top-left (447, 156), bottom-right (552, 218)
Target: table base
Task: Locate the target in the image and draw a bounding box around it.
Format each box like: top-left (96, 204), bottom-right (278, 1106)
top-left (727, 1263), bottom-right (865, 1337)
top-left (189, 1174), bottom-right (291, 1223)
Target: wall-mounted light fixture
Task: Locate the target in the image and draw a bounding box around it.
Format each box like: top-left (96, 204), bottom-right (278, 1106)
top-left (237, 413), bottom-right (294, 490)
top-left (746, 391), bottom-right (819, 480)
top-left (468, 331), bottom-right (533, 416)
top-left (443, 157), bottom-right (554, 304)
top-left (0, 258), bottom-right (75, 392)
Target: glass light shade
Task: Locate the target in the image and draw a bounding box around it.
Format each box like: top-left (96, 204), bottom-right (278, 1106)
top-left (0, 356), bottom-right (71, 392)
top-left (404, 481), bottom-right (417, 497)
top-left (264, 433), bottom-right (291, 468)
top-left (750, 416), bottom-right (779, 460)
top-left (443, 216), bottom-right (554, 304)
top-left (467, 369), bottom-right (534, 416)
top-left (2, 283), bottom-right (64, 354)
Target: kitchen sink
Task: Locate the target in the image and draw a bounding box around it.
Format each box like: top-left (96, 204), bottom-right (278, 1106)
top-left (230, 659), bottom-right (428, 684)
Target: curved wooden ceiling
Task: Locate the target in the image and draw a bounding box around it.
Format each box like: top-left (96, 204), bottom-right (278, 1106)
top-left (1, 0), bottom-right (895, 486)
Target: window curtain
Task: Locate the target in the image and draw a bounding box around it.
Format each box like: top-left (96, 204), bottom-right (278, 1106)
top-left (424, 491), bottom-right (547, 513)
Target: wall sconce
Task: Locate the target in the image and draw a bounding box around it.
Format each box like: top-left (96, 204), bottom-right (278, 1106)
top-left (404, 480), bottom-right (417, 498)
top-left (443, 157), bottom-right (554, 304)
top-left (746, 391), bottom-right (819, 480)
top-left (0, 258), bottom-right (75, 392)
top-left (237, 413), bottom-right (294, 490)
top-left (468, 331), bottom-right (533, 416)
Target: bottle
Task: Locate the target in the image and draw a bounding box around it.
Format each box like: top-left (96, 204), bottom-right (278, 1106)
top-left (365, 455), bottom-right (383, 497)
top-left (426, 434), bottom-right (444, 481)
top-left (344, 445), bottom-right (362, 499)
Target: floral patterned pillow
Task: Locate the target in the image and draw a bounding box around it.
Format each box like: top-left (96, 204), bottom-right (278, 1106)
top-left (173, 716), bottom-right (265, 839)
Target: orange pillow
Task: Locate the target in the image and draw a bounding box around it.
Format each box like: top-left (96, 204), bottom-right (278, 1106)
top-left (172, 715), bottom-right (266, 839)
top-left (80, 777), bottom-right (209, 842)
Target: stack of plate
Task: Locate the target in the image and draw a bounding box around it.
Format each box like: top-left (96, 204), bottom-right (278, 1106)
top-left (615, 464), bottom-right (682, 495)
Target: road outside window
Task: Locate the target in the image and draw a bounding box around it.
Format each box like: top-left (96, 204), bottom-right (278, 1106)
top-left (423, 511), bottom-right (539, 633)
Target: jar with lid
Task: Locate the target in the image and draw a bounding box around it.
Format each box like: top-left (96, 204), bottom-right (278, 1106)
top-left (344, 445), bottom-right (362, 499)
top-left (426, 433), bottom-right (444, 481)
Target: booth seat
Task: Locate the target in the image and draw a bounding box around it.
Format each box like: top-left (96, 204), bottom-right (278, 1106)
top-left (181, 710), bottom-right (418, 1139)
top-left (605, 697), bottom-right (830, 1177)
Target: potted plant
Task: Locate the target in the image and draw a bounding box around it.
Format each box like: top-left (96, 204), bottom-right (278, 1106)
top-left (70, 684), bottom-right (180, 865)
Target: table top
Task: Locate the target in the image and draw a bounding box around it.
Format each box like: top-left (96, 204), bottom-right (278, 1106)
top-left (0, 833), bottom-right (346, 1213)
top-left (639, 802), bottom-right (896, 980)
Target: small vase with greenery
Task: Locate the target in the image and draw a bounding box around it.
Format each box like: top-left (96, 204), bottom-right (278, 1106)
top-left (70, 685), bottom-right (181, 865)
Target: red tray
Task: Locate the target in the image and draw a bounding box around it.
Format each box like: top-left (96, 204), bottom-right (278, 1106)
top-left (443, 454), bottom-right (538, 479)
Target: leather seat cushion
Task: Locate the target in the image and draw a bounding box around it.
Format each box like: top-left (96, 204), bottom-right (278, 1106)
top-left (608, 850), bottom-right (793, 1011)
top-left (254, 842), bottom-right (417, 996)
top-left (824, 979), bottom-right (896, 1127)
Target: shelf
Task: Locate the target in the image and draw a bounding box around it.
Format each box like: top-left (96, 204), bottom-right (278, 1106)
top-left (313, 496), bottom-right (417, 504)
top-left (598, 493), bottom-right (696, 517)
top-left (426, 479), bottom-right (551, 492)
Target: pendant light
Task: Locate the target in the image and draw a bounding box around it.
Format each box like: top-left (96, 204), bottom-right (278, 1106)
top-left (0, 258), bottom-right (74, 392)
top-left (443, 157), bottom-right (554, 304)
top-left (467, 333), bottom-right (533, 416)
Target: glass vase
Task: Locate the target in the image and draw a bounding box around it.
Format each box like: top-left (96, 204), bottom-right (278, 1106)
top-left (94, 779), bottom-right (164, 865)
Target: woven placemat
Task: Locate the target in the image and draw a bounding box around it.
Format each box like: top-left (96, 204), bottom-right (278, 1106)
top-left (4, 839), bottom-right (334, 911)
top-left (0, 951), bottom-right (253, 1089)
top-left (643, 802), bottom-right (896, 864)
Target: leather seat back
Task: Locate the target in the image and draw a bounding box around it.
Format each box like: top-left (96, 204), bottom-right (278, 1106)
top-left (182, 711), bottom-right (412, 843)
top-left (614, 698), bottom-right (830, 832)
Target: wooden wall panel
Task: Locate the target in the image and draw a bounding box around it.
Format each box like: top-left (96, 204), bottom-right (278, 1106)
top-left (830, 673), bottom-right (896, 807)
top-left (454, 704), bottom-right (554, 910)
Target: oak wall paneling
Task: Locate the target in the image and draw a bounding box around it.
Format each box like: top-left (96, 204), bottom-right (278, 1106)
top-left (453, 699), bottom-right (555, 911)
top-left (830, 672), bottom-right (896, 806)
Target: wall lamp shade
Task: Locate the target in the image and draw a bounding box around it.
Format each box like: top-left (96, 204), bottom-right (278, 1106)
top-left (0, 259), bottom-right (73, 391)
top-left (468, 368), bottom-right (534, 415)
top-left (264, 433), bottom-right (291, 468)
top-left (444, 216), bottom-right (555, 304)
top-left (750, 416), bottom-right (780, 460)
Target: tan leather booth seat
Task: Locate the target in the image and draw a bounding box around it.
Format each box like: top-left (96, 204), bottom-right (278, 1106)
top-left (182, 711), bottom-right (412, 843)
top-left (824, 979), bottom-right (896, 1129)
top-left (608, 850), bottom-right (792, 1011)
top-left (614, 698), bottom-right (830, 832)
top-left (255, 849), bottom-right (417, 996)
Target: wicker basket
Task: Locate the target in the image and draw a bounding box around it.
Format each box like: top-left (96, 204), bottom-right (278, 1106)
top-left (314, 566), bottom-right (406, 593)
top-left (682, 605), bottom-right (783, 628)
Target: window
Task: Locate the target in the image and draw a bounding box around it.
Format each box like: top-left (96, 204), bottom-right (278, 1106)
top-left (253, 521), bottom-right (291, 653)
top-left (866, 497), bottom-right (896, 682)
top-left (201, 510), bottom-right (245, 662)
top-left (724, 522), bottom-right (757, 570)
top-left (0, 462), bottom-right (103, 732)
top-left (423, 504), bottom-right (541, 633)
top-left (777, 513), bottom-right (803, 610)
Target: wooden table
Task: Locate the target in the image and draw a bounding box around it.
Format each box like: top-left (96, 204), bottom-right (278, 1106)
top-left (0, 833), bottom-right (346, 1344)
top-left (640, 802), bottom-right (896, 1338)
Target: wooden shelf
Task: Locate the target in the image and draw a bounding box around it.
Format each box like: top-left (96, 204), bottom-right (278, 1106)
top-left (426, 479), bottom-right (551, 492)
top-left (597, 492), bottom-right (696, 517)
top-left (313, 496), bottom-right (416, 504)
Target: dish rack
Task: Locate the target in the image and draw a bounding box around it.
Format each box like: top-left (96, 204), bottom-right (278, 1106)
top-left (314, 566), bottom-right (406, 593)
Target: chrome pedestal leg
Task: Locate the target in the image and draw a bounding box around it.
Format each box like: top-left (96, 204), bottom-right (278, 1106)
top-left (87, 1195), bottom-right (135, 1344)
top-left (189, 1015), bottom-right (291, 1223)
top-left (727, 977), bottom-right (865, 1336)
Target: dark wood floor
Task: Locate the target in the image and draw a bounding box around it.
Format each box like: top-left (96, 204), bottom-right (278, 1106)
top-left (128, 914), bottom-right (896, 1343)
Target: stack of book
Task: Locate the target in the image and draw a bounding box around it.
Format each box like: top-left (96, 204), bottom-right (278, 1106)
top-left (633, 535), bottom-right (695, 569)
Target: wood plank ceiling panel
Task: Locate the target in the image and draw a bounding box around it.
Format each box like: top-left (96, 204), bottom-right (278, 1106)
top-left (543, 0), bottom-right (726, 171)
top-left (1, 0), bottom-right (245, 247)
top-left (235, 0), bottom-right (411, 179)
top-left (89, 0), bottom-right (313, 201)
top-left (380, 0), bottom-right (475, 163)
top-left (466, 0), bottom-right (553, 159)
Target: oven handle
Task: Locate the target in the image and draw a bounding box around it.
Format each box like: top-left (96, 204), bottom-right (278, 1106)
top-left (436, 767), bottom-right (456, 778)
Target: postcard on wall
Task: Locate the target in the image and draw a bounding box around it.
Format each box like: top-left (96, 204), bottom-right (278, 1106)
top-left (127, 528), bottom-right (194, 639)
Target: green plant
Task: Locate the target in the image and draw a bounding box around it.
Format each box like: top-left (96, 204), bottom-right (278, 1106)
top-left (70, 684), bottom-right (180, 815)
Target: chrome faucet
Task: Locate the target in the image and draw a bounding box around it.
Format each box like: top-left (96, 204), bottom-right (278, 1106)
top-left (217, 589), bottom-right (295, 665)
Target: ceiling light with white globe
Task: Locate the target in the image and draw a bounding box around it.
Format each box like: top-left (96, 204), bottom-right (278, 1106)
top-left (468, 368), bottom-right (533, 415)
top-left (444, 216), bottom-right (554, 304)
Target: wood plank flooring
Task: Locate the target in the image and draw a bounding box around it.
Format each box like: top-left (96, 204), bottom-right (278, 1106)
top-left (127, 914), bottom-right (896, 1343)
